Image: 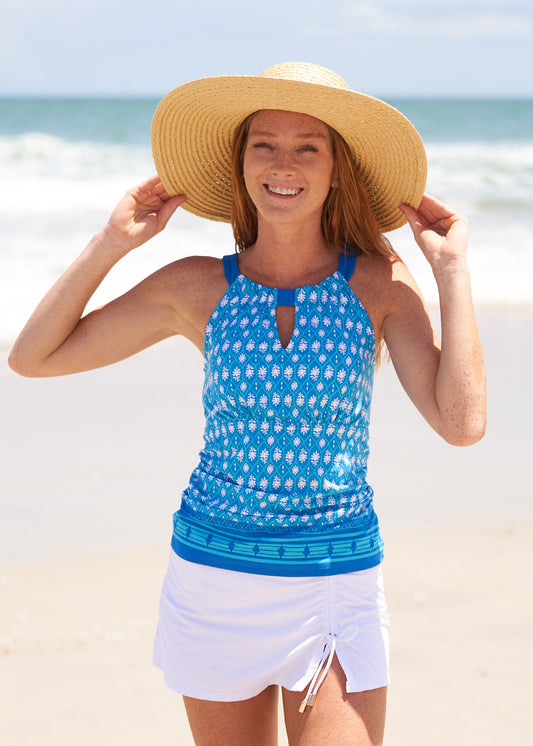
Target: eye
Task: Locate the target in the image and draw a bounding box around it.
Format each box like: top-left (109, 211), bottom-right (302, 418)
top-left (299, 144), bottom-right (318, 153)
top-left (251, 142), bottom-right (273, 150)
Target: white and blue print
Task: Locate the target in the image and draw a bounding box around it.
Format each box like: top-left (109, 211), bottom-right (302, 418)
top-left (172, 253), bottom-right (384, 576)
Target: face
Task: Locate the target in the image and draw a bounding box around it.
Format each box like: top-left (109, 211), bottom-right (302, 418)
top-left (242, 109), bottom-right (335, 228)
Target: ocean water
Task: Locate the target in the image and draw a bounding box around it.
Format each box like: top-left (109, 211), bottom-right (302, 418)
top-left (1, 97), bottom-right (532, 344)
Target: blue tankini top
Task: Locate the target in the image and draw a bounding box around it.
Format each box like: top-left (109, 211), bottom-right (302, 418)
top-left (171, 252), bottom-right (384, 576)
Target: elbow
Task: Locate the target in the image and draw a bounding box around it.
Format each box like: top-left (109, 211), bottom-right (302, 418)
top-left (8, 348), bottom-right (43, 378)
top-left (441, 415), bottom-right (487, 447)
top-left (8, 355), bottom-right (31, 377)
top-left (444, 429), bottom-right (485, 447)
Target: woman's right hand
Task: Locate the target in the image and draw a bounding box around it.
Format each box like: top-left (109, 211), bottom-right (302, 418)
top-left (104, 175), bottom-right (186, 255)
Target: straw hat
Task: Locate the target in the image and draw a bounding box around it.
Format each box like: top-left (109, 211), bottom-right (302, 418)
top-left (152, 62), bottom-right (427, 232)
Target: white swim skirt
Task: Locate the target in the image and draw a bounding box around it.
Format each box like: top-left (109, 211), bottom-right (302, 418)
top-left (153, 549), bottom-right (390, 702)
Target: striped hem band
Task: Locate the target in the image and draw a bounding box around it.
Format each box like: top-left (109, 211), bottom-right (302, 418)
top-left (171, 510), bottom-right (384, 577)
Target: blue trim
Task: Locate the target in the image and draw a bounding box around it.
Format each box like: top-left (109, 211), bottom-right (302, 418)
top-left (276, 287), bottom-right (296, 306)
top-left (222, 252), bottom-right (356, 293)
top-left (338, 253), bottom-right (357, 281)
top-left (222, 253), bottom-right (240, 285)
top-left (172, 541), bottom-right (383, 577)
top-left (171, 510), bottom-right (384, 577)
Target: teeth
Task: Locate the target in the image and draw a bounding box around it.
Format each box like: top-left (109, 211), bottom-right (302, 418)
top-left (267, 185), bottom-right (301, 196)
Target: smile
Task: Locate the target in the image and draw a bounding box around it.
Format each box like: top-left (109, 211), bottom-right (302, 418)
top-left (265, 184), bottom-right (303, 196)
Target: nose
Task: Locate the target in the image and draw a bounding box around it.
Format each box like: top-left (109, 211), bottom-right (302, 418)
top-left (271, 147), bottom-right (294, 175)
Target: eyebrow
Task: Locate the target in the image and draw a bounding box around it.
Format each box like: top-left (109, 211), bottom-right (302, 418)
top-left (248, 129), bottom-right (328, 140)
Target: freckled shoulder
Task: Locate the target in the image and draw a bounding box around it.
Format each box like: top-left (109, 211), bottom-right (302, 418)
top-left (154, 254), bottom-right (230, 349)
top-left (349, 253), bottom-right (425, 337)
top-left (348, 254), bottom-right (394, 341)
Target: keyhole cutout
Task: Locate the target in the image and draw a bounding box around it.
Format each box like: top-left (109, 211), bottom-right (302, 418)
top-left (275, 305), bottom-right (296, 349)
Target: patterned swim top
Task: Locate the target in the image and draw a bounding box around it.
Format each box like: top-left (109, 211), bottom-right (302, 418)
top-left (171, 251), bottom-right (384, 576)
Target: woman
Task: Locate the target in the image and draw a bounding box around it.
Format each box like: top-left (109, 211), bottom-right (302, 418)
top-left (9, 63), bottom-right (486, 745)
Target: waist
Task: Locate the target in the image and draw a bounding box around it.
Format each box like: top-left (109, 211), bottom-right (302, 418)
top-left (171, 508), bottom-right (384, 577)
top-left (183, 465), bottom-right (374, 530)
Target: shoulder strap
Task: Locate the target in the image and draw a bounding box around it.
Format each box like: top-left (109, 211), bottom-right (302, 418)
top-left (338, 252), bottom-right (357, 282)
top-left (222, 253), bottom-right (240, 285)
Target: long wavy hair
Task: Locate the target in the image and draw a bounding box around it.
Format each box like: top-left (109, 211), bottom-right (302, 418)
top-left (230, 111), bottom-right (397, 259)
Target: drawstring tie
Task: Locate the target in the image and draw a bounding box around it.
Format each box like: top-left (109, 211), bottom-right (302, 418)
top-left (299, 634), bottom-right (337, 713)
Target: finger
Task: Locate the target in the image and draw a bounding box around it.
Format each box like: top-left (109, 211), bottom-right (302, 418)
top-left (150, 177), bottom-right (175, 200)
top-left (399, 203), bottom-right (428, 233)
top-left (420, 193), bottom-right (454, 212)
top-left (157, 195), bottom-right (187, 230)
top-left (132, 176), bottom-right (174, 205)
top-left (147, 178), bottom-right (186, 205)
top-left (416, 194), bottom-right (457, 224)
top-left (138, 174), bottom-right (164, 191)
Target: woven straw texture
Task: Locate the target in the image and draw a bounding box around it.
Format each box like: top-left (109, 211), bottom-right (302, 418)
top-left (152, 63), bottom-right (427, 232)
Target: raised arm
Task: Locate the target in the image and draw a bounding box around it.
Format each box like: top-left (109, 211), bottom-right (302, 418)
top-left (8, 177), bottom-right (187, 377)
top-left (383, 194), bottom-right (487, 446)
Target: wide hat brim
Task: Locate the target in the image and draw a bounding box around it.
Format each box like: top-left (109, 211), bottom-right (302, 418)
top-left (152, 66), bottom-right (427, 232)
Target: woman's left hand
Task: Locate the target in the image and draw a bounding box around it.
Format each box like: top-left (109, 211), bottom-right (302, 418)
top-left (400, 194), bottom-right (468, 273)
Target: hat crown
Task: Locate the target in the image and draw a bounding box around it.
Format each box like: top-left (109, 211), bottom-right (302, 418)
top-left (259, 62), bottom-right (350, 91)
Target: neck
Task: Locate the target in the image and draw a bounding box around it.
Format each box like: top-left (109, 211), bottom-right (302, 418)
top-left (243, 220), bottom-right (338, 287)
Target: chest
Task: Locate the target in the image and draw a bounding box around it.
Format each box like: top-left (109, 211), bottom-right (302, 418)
top-left (203, 277), bottom-right (375, 421)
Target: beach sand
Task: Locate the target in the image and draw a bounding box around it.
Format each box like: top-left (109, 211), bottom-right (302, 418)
top-left (1, 305), bottom-right (532, 745)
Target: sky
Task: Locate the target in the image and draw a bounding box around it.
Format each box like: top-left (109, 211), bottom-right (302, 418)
top-left (1, 0), bottom-right (532, 97)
